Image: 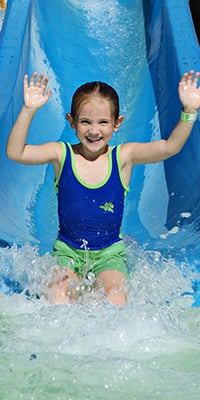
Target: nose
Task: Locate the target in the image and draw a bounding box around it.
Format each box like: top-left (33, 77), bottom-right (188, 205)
top-left (88, 123), bottom-right (100, 135)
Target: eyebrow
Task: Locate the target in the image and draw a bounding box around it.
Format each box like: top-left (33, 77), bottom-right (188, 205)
top-left (78, 117), bottom-right (92, 122)
top-left (78, 117), bottom-right (112, 122)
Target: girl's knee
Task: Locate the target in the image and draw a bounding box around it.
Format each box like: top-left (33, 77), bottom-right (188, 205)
top-left (106, 286), bottom-right (127, 307)
top-left (97, 270), bottom-right (128, 307)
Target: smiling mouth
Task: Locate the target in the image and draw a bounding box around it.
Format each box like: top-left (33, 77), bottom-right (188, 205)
top-left (86, 135), bottom-right (103, 143)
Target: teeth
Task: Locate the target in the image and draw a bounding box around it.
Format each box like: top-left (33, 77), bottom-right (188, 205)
top-left (87, 136), bottom-right (102, 142)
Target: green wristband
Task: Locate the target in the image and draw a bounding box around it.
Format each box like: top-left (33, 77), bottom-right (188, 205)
top-left (181, 110), bottom-right (198, 123)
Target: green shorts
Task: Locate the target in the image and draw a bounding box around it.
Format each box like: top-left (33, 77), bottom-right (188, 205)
top-left (52, 239), bottom-right (129, 279)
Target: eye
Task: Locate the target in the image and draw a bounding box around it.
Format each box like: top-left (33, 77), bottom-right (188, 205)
top-left (99, 120), bottom-right (109, 125)
top-left (79, 119), bottom-right (91, 125)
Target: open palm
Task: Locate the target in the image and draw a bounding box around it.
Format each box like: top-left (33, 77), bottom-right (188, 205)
top-left (179, 71), bottom-right (200, 111)
top-left (24, 72), bottom-right (51, 109)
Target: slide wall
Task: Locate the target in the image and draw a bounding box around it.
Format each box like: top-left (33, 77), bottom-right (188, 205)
top-left (0, 0), bottom-right (200, 263)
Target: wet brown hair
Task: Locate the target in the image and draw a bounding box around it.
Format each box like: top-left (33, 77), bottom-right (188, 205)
top-left (70, 81), bottom-right (119, 121)
top-left (0, 0), bottom-right (6, 10)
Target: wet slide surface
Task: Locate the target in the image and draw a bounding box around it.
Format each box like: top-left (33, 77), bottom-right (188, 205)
top-left (0, 0), bottom-right (200, 260)
top-left (1, 4), bottom-right (200, 399)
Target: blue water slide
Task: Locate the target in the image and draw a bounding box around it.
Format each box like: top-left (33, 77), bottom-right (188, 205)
top-left (0, 0), bottom-right (200, 263)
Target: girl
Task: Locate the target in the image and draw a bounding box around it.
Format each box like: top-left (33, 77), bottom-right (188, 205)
top-left (7, 71), bottom-right (200, 306)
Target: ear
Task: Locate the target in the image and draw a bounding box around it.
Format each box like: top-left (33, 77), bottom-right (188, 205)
top-left (113, 115), bottom-right (124, 131)
top-left (66, 113), bottom-right (76, 129)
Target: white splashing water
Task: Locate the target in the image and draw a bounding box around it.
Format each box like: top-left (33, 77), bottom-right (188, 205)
top-left (0, 237), bottom-right (200, 400)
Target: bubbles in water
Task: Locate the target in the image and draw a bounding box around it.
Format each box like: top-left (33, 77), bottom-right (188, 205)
top-left (0, 244), bottom-right (57, 297)
top-left (1, 237), bottom-right (200, 399)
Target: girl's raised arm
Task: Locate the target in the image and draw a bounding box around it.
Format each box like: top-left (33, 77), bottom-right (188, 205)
top-left (121, 70), bottom-right (200, 167)
top-left (6, 73), bottom-right (60, 166)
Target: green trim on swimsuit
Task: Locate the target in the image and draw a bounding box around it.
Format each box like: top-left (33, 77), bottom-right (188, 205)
top-left (54, 142), bottom-right (129, 194)
top-left (116, 145), bottom-right (129, 194)
top-left (69, 143), bottom-right (113, 189)
top-left (54, 142), bottom-right (66, 193)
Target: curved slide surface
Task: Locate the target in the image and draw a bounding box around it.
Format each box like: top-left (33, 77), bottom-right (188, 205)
top-left (0, 0), bottom-right (200, 265)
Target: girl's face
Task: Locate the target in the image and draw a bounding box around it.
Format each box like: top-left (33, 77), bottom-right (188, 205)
top-left (67, 96), bottom-right (123, 155)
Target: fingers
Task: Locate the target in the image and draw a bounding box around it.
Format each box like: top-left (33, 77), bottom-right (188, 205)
top-left (180, 70), bottom-right (200, 87)
top-left (24, 72), bottom-right (49, 89)
top-left (192, 71), bottom-right (200, 85)
top-left (35, 73), bottom-right (49, 89)
top-left (179, 70), bottom-right (194, 87)
top-left (29, 71), bottom-right (38, 87)
top-left (23, 73), bottom-right (31, 89)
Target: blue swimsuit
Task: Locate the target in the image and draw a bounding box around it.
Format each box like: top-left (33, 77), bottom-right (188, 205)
top-left (55, 142), bottom-right (129, 250)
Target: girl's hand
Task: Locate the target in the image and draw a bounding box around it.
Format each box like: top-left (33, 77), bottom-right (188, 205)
top-left (24, 72), bottom-right (51, 109)
top-left (179, 70), bottom-right (200, 113)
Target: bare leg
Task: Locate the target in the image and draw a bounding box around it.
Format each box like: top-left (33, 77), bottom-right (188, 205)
top-left (97, 270), bottom-right (127, 307)
top-left (47, 267), bottom-right (79, 304)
